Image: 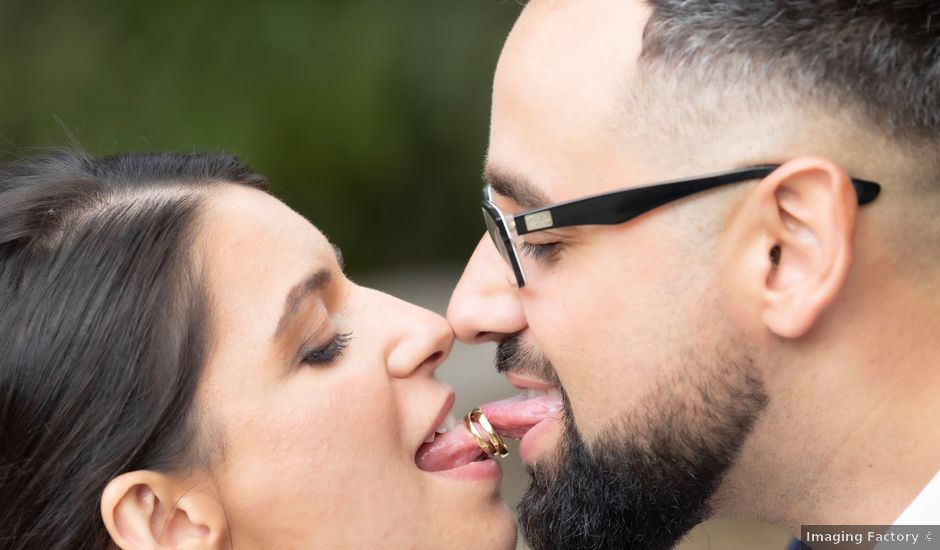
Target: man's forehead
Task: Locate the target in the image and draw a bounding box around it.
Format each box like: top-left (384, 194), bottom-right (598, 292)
top-left (488, 0), bottom-right (656, 203)
top-left (505, 0), bottom-right (651, 72)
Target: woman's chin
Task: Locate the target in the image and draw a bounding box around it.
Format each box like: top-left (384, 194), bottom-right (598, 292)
top-left (416, 459), bottom-right (517, 550)
top-left (411, 503), bottom-right (520, 550)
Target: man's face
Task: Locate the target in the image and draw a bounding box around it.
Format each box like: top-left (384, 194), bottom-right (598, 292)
top-left (448, 0), bottom-right (768, 547)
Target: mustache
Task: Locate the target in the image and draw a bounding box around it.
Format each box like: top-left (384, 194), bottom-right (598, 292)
top-left (495, 334), bottom-right (562, 388)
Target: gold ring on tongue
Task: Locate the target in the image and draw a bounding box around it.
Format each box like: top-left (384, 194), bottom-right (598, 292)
top-left (463, 407), bottom-right (509, 458)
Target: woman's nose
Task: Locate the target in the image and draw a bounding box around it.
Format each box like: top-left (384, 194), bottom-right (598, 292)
top-left (448, 236), bottom-right (527, 344)
top-left (381, 291), bottom-right (454, 379)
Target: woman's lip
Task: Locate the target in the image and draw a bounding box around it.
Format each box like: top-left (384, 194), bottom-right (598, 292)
top-left (424, 455), bottom-right (503, 481)
top-left (505, 372), bottom-right (558, 392)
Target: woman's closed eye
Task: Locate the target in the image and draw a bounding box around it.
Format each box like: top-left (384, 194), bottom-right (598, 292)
top-left (301, 332), bottom-right (352, 366)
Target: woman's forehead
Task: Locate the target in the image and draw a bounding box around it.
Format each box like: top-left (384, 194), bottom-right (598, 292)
top-left (200, 186), bottom-right (337, 332)
top-left (203, 186), bottom-right (333, 265)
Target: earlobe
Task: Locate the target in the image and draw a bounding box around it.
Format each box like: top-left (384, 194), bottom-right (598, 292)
top-left (101, 470), bottom-right (225, 550)
top-left (748, 157), bottom-right (858, 338)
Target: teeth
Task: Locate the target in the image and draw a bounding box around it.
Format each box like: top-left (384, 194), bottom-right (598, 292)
top-left (424, 432), bottom-right (436, 443)
top-left (525, 387), bottom-right (561, 398)
top-left (434, 413), bottom-right (459, 435)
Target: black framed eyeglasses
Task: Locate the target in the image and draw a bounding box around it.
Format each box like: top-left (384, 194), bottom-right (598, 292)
top-left (482, 164), bottom-right (881, 288)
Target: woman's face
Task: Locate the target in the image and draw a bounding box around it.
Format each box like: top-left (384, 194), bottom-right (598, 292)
top-left (195, 185), bottom-right (516, 549)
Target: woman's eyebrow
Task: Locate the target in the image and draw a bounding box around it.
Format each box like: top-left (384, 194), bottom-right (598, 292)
top-left (273, 268), bottom-right (332, 340)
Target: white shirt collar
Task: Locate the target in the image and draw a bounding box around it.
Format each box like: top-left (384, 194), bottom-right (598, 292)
top-left (871, 471), bottom-right (940, 549)
top-left (891, 469), bottom-right (940, 525)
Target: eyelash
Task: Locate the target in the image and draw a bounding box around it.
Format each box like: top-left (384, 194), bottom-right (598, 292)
top-left (519, 241), bottom-right (561, 260)
top-left (301, 332), bottom-right (352, 366)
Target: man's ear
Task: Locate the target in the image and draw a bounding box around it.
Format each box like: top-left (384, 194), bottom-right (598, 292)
top-left (101, 470), bottom-right (226, 550)
top-left (737, 156), bottom-right (858, 339)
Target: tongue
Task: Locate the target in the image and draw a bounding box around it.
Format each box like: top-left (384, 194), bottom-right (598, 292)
top-left (480, 394), bottom-right (564, 439)
top-left (414, 394), bottom-right (563, 472)
top-left (415, 428), bottom-right (485, 472)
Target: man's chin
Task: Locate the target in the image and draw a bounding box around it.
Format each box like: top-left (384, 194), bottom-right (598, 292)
top-left (518, 420), bottom-right (713, 550)
top-left (518, 381), bottom-right (767, 549)
top-left (494, 334), bottom-right (768, 550)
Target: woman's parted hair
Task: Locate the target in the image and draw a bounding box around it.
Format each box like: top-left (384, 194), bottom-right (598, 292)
top-left (0, 151), bottom-right (266, 549)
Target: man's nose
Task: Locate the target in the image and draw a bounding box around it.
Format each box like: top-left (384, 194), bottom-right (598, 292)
top-left (447, 235), bottom-right (526, 344)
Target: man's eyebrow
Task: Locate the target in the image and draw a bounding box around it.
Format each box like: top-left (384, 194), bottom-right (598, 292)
top-left (273, 268), bottom-right (332, 340)
top-left (331, 243), bottom-right (345, 271)
top-left (483, 165), bottom-right (552, 210)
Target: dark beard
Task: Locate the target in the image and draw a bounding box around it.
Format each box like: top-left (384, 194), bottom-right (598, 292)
top-left (498, 336), bottom-right (768, 550)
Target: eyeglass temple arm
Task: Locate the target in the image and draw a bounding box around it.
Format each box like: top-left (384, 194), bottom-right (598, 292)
top-left (515, 166), bottom-right (881, 235)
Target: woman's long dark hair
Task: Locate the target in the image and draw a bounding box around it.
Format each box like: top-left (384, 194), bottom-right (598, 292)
top-left (0, 151), bottom-right (266, 549)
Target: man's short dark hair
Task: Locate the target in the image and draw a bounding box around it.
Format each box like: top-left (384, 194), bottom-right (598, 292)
top-left (641, 1), bottom-right (940, 140)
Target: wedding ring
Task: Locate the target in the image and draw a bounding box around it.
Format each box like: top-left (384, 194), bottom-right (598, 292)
top-left (463, 407), bottom-right (509, 458)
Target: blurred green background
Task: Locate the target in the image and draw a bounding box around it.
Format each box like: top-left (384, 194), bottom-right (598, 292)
top-left (0, 0), bottom-right (518, 274)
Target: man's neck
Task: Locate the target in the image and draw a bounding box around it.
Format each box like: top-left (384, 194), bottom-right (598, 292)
top-left (711, 290), bottom-right (940, 535)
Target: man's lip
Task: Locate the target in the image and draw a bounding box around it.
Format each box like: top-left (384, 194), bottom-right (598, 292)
top-left (418, 390), bottom-right (456, 455)
top-left (505, 372), bottom-right (557, 391)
